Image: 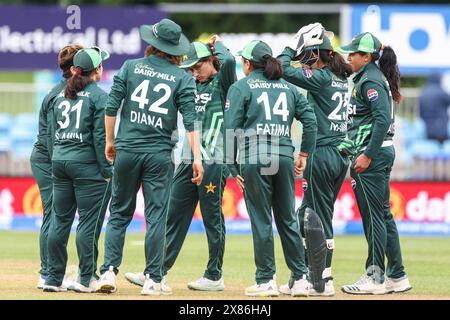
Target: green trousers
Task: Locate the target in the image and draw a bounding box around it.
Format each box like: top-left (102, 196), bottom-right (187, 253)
top-left (350, 146), bottom-right (406, 282)
top-left (297, 145), bottom-right (349, 276)
top-left (163, 162), bottom-right (227, 281)
top-left (30, 161), bottom-right (53, 278)
top-left (46, 161), bottom-right (111, 287)
top-left (241, 156), bottom-right (308, 284)
top-left (100, 151), bottom-right (173, 282)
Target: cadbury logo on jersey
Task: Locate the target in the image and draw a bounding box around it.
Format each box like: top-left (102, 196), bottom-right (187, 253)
top-left (367, 89), bottom-right (379, 102)
top-left (135, 63), bottom-right (154, 71)
top-left (302, 68), bottom-right (313, 78)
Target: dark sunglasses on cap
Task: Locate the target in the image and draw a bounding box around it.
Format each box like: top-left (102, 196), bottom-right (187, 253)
top-left (91, 45), bottom-right (102, 54)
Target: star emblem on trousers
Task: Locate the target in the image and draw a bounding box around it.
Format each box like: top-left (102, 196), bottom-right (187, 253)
top-left (205, 182), bottom-right (216, 194)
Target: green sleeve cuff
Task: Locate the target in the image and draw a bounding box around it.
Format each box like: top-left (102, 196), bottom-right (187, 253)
top-left (363, 150), bottom-right (376, 160)
top-left (105, 107), bottom-right (118, 117)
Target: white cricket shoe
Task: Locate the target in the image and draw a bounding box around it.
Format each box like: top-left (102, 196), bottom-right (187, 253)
top-left (141, 274), bottom-right (162, 296)
top-left (124, 272), bottom-right (145, 287)
top-left (341, 274), bottom-right (387, 295)
top-left (245, 277), bottom-right (279, 297)
top-left (308, 280), bottom-right (335, 297)
top-left (290, 278), bottom-right (309, 297)
top-left (279, 283), bottom-right (291, 295)
top-left (187, 277), bottom-right (225, 291)
top-left (42, 283), bottom-right (68, 292)
top-left (279, 277), bottom-right (309, 297)
top-left (161, 276), bottom-right (173, 295)
top-left (386, 276), bottom-right (412, 293)
top-left (39, 273), bottom-right (74, 291)
top-left (67, 278), bottom-right (98, 293)
top-left (37, 276), bottom-right (46, 290)
top-left (97, 266), bottom-right (117, 294)
top-left (125, 271), bottom-right (172, 295)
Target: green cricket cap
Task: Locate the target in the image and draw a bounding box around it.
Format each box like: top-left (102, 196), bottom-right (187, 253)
top-left (139, 18), bottom-right (190, 56)
top-left (237, 40), bottom-right (273, 63)
top-left (73, 46), bottom-right (110, 72)
top-left (180, 42), bottom-right (212, 68)
top-left (337, 32), bottom-right (382, 54)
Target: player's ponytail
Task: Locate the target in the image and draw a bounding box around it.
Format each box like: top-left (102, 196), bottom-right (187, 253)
top-left (320, 50), bottom-right (352, 79)
top-left (372, 46), bottom-right (401, 103)
top-left (207, 44), bottom-right (221, 72)
top-left (64, 67), bottom-right (94, 100)
top-left (249, 55), bottom-right (282, 80)
top-left (263, 56), bottom-right (283, 80)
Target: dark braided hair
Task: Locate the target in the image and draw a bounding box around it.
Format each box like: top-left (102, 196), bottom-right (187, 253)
top-left (64, 67), bottom-right (94, 100)
top-left (371, 46), bottom-right (401, 103)
top-left (319, 50), bottom-right (352, 79)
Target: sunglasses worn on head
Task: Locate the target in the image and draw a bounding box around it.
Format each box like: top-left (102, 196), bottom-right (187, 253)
top-left (91, 46), bottom-right (101, 54)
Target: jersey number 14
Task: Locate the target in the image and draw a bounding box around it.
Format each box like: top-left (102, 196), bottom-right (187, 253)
top-left (257, 92), bottom-right (289, 122)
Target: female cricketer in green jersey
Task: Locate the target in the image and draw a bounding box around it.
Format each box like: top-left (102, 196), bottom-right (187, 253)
top-left (43, 46), bottom-right (112, 293)
top-left (96, 18), bottom-right (204, 296)
top-left (277, 24), bottom-right (353, 296)
top-left (337, 32), bottom-right (411, 295)
top-left (124, 35), bottom-right (236, 292)
top-left (31, 44), bottom-right (82, 290)
top-left (225, 40), bottom-right (317, 297)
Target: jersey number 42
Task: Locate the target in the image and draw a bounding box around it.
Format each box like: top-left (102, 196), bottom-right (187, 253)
top-left (131, 80), bottom-right (171, 115)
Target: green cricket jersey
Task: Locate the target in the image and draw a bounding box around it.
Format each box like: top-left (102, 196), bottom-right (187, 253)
top-left (105, 55), bottom-right (197, 153)
top-left (278, 48), bottom-right (349, 148)
top-left (348, 62), bottom-right (394, 158)
top-left (225, 69), bottom-right (317, 174)
top-left (51, 82), bottom-right (112, 179)
top-left (30, 79), bottom-right (67, 163)
top-left (182, 41), bottom-right (237, 161)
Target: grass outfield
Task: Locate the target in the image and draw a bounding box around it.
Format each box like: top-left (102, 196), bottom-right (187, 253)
top-left (0, 232), bottom-right (449, 300)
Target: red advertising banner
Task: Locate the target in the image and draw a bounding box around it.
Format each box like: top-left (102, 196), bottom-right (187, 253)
top-left (1, 177), bottom-right (449, 223)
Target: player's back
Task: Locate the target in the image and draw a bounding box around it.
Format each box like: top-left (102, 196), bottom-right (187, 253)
top-left (112, 55), bottom-right (196, 154)
top-left (228, 70), bottom-right (302, 161)
top-left (52, 82), bottom-right (106, 162)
